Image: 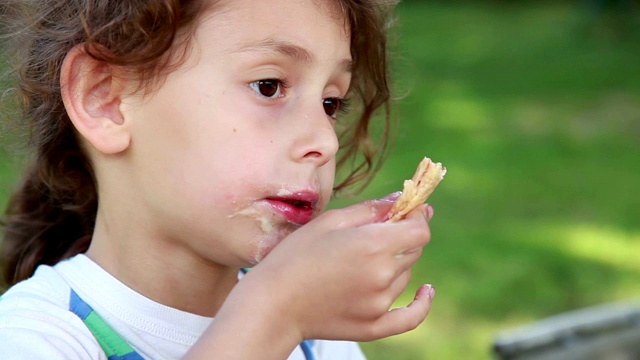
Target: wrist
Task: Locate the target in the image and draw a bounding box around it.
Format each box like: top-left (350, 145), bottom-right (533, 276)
top-left (185, 267), bottom-right (303, 360)
top-left (237, 267), bottom-right (305, 343)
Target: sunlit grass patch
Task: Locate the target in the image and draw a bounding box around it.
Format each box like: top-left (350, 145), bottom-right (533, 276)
top-left (516, 222), bottom-right (640, 275)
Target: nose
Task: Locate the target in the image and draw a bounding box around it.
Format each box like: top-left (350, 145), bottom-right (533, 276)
top-left (289, 104), bottom-right (339, 166)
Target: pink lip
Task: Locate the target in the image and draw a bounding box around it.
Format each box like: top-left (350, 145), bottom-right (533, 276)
top-left (264, 191), bottom-right (320, 225)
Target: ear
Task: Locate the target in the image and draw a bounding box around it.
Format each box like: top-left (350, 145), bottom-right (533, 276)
top-left (60, 45), bottom-right (131, 155)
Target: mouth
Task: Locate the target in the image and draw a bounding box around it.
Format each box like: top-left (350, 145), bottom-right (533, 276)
top-left (264, 191), bottom-right (319, 226)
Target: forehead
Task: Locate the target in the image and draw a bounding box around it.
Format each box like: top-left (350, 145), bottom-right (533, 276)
top-left (204, 0), bottom-right (350, 37)
top-left (193, 0), bottom-right (352, 63)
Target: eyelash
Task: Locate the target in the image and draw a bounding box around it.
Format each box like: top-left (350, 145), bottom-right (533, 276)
top-left (339, 98), bottom-right (351, 114)
top-left (248, 78), bottom-right (351, 119)
top-left (324, 97), bottom-right (351, 120)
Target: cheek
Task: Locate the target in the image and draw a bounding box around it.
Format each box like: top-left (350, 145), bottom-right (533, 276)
top-left (318, 158), bottom-right (336, 208)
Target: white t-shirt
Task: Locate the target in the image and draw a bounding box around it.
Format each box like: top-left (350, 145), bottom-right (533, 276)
top-left (0, 254), bottom-right (366, 360)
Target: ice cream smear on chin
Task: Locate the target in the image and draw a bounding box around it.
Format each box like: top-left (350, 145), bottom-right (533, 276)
top-left (229, 206), bottom-right (279, 264)
top-left (228, 200), bottom-right (305, 264)
top-left (228, 185), bottom-right (321, 263)
top-left (231, 206), bottom-right (276, 234)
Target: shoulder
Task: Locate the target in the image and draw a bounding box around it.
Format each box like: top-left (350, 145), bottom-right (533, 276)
top-left (1, 263), bottom-right (69, 307)
top-left (0, 262), bottom-right (104, 359)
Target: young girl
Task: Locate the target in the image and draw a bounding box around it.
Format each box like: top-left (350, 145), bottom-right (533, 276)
top-left (0, 0), bottom-right (436, 359)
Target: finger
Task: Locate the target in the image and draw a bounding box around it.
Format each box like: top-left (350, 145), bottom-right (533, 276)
top-left (387, 269), bottom-right (412, 303)
top-left (425, 204), bottom-right (434, 222)
top-left (404, 203), bottom-right (429, 222)
top-left (400, 206), bottom-right (432, 248)
top-left (394, 246), bottom-right (424, 272)
top-left (322, 192), bottom-right (402, 228)
top-left (364, 208), bottom-right (432, 252)
top-left (365, 284), bottom-right (436, 340)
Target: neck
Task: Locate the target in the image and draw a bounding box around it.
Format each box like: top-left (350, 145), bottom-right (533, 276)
top-left (86, 209), bottom-right (238, 317)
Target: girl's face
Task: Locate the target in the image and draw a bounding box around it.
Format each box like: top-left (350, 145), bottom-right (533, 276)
top-left (120, 0), bottom-right (352, 266)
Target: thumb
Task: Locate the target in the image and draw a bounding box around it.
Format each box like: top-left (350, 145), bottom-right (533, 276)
top-left (366, 284), bottom-right (436, 340)
top-left (324, 192), bottom-right (402, 228)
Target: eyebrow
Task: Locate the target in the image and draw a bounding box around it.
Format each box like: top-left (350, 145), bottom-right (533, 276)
top-left (230, 38), bottom-right (353, 73)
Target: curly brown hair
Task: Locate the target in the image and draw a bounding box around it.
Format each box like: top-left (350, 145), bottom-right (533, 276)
top-left (0, 0), bottom-right (398, 287)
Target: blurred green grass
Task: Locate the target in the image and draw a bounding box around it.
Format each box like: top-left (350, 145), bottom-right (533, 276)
top-left (1, 1), bottom-right (640, 359)
top-left (330, 1), bottom-right (640, 359)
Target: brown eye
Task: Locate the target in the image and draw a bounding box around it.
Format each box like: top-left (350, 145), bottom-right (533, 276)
top-left (323, 98), bottom-right (342, 118)
top-left (249, 79), bottom-right (283, 98)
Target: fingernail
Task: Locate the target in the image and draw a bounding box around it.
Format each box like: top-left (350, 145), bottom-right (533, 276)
top-left (426, 205), bottom-right (434, 221)
top-left (417, 284), bottom-right (436, 301)
top-left (381, 191), bottom-right (402, 202)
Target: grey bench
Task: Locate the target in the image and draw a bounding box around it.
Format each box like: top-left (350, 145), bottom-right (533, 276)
top-left (492, 299), bottom-right (640, 360)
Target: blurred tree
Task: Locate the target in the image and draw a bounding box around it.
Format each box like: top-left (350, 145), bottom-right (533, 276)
top-left (579, 0), bottom-right (640, 38)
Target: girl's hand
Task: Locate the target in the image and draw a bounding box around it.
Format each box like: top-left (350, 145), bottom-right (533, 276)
top-left (186, 195), bottom-right (435, 360)
top-left (245, 194), bottom-right (435, 342)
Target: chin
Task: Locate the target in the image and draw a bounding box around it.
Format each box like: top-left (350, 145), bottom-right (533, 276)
top-left (247, 223), bottom-right (298, 265)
